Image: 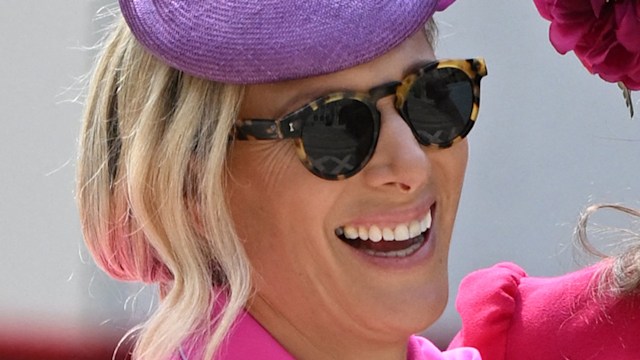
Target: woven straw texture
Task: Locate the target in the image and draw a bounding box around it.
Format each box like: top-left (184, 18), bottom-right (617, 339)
top-left (119, 0), bottom-right (454, 84)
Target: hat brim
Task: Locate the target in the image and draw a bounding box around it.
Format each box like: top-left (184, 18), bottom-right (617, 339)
top-left (119, 0), bottom-right (448, 84)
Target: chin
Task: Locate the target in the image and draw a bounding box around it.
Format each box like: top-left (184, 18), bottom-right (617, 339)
top-left (358, 271), bottom-right (450, 338)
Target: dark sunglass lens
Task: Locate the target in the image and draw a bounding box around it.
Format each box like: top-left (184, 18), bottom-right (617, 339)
top-left (301, 99), bottom-right (374, 178)
top-left (404, 67), bottom-right (474, 146)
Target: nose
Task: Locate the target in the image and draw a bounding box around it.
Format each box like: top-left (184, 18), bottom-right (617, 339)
top-left (360, 97), bottom-right (430, 193)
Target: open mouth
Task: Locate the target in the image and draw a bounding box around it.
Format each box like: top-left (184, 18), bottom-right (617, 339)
top-left (335, 208), bottom-right (432, 258)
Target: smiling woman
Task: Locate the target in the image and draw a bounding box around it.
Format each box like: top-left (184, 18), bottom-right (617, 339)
top-left (77, 1), bottom-right (484, 359)
top-left (228, 37), bottom-right (476, 358)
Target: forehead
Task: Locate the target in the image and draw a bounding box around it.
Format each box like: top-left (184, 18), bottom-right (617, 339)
top-left (240, 30), bottom-right (435, 119)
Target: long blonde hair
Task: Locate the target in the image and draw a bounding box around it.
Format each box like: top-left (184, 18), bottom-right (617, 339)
top-left (77, 10), bottom-right (440, 359)
top-left (576, 204), bottom-right (640, 295)
top-left (77, 16), bottom-right (251, 359)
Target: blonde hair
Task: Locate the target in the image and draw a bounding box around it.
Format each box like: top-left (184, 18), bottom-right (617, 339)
top-left (575, 204), bottom-right (640, 296)
top-left (77, 10), bottom-right (440, 360)
top-left (424, 18), bottom-right (438, 49)
top-left (77, 17), bottom-right (251, 359)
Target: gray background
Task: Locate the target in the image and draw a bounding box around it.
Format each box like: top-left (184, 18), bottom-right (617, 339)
top-left (1, 0), bottom-right (638, 345)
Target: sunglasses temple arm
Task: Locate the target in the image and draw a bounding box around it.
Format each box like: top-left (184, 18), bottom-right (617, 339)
top-left (234, 119), bottom-right (282, 140)
top-left (234, 117), bottom-right (303, 140)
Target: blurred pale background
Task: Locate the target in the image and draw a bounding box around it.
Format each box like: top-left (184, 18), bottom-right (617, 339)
top-left (1, 0), bottom-right (638, 350)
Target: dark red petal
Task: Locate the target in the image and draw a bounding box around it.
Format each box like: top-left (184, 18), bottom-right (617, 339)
top-left (614, 3), bottom-right (640, 50)
top-left (533, 0), bottom-right (555, 20)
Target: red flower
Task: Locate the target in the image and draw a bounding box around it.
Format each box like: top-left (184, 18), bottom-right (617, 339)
top-left (534, 0), bottom-right (640, 90)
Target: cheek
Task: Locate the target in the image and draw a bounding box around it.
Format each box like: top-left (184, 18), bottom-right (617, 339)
top-left (428, 141), bottom-right (469, 245)
top-left (226, 140), bottom-right (340, 265)
top-left (430, 140), bottom-right (469, 195)
top-left (229, 140), bottom-right (297, 191)
top-left (226, 141), bottom-right (296, 239)
top-left (227, 142), bottom-right (350, 306)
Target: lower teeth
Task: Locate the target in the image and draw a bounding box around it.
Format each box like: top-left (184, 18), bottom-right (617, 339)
top-left (362, 234), bottom-right (425, 258)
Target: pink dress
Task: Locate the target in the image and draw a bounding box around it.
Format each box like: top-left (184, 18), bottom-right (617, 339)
top-left (449, 262), bottom-right (640, 360)
top-left (177, 307), bottom-right (480, 359)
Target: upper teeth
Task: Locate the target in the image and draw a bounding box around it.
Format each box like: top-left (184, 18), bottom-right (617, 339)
top-left (340, 211), bottom-right (432, 242)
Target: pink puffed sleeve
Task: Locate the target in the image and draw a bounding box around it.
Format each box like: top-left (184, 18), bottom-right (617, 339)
top-left (449, 261), bottom-right (640, 360)
top-left (448, 262), bottom-right (526, 360)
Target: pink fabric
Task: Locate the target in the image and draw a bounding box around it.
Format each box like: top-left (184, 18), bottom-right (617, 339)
top-left (407, 335), bottom-right (480, 360)
top-left (214, 311), bottom-right (294, 359)
top-left (180, 307), bottom-right (480, 359)
top-left (449, 262), bottom-right (640, 360)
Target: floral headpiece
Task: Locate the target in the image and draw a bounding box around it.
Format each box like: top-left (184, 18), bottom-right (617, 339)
top-left (533, 0), bottom-right (639, 117)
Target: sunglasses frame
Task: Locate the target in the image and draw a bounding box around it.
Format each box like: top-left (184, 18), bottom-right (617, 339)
top-left (234, 58), bottom-right (487, 180)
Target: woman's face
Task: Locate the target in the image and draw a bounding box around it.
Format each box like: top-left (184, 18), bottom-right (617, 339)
top-left (227, 30), bottom-right (468, 357)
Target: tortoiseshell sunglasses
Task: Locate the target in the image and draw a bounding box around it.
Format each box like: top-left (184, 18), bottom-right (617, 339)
top-left (234, 58), bottom-right (487, 180)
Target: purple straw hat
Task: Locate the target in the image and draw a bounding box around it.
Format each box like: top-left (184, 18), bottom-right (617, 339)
top-left (119, 0), bottom-right (456, 84)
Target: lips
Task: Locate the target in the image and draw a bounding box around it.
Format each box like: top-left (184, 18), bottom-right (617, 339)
top-left (335, 209), bottom-right (432, 258)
